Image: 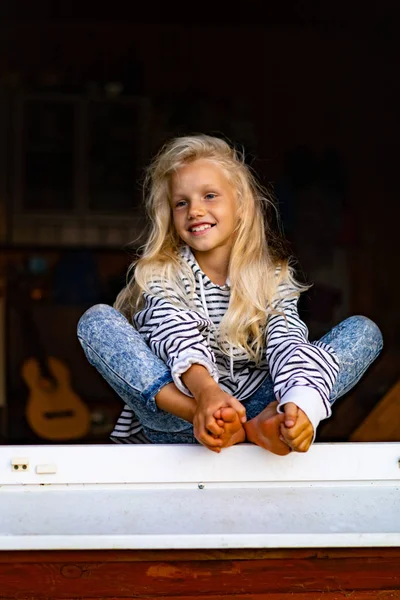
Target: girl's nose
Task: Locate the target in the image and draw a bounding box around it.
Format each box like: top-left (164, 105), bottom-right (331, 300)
top-left (188, 201), bottom-right (206, 219)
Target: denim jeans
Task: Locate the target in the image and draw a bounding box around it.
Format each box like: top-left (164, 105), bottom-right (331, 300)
top-left (77, 304), bottom-right (383, 444)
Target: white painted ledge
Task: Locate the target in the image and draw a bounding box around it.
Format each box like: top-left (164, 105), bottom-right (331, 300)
top-left (0, 443), bottom-right (399, 550)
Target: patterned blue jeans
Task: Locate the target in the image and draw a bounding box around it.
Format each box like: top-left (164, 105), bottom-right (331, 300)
top-left (77, 304), bottom-right (383, 444)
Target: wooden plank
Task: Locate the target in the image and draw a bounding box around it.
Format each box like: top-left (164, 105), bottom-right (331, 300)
top-left (1, 548), bottom-right (400, 563)
top-left (351, 379), bottom-right (400, 441)
top-left (68, 593), bottom-right (400, 600)
top-left (2, 592), bottom-right (397, 600)
top-left (0, 555), bottom-right (399, 597)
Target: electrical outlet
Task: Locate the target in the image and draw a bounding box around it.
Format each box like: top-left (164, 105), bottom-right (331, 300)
top-left (11, 457), bottom-right (29, 471)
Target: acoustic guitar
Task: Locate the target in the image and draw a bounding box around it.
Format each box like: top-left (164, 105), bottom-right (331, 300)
top-left (23, 354), bottom-right (91, 441)
top-left (19, 303), bottom-right (91, 441)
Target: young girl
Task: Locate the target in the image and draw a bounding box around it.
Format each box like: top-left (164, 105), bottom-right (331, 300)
top-left (77, 135), bottom-right (383, 454)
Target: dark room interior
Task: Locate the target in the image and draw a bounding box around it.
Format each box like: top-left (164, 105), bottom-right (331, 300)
top-left (0, 1), bottom-right (399, 446)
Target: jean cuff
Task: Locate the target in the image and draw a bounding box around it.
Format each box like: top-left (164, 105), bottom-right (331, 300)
top-left (142, 372), bottom-right (174, 410)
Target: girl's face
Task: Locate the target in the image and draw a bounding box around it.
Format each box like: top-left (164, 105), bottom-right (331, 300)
top-left (169, 159), bottom-right (238, 264)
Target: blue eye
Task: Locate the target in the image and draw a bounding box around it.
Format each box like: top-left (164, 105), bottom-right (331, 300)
top-left (205, 193), bottom-right (216, 200)
top-left (175, 200), bottom-right (187, 208)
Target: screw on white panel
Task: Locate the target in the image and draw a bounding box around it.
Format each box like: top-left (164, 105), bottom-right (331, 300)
top-left (11, 458), bottom-right (29, 471)
top-left (198, 483), bottom-right (205, 489)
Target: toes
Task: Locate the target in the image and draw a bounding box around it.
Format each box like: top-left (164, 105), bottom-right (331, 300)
top-left (220, 407), bottom-right (237, 423)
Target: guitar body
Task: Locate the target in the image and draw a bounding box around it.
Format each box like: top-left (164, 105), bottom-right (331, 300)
top-left (23, 356), bottom-right (91, 441)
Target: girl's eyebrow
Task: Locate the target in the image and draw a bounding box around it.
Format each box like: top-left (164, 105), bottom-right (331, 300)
top-left (200, 183), bottom-right (219, 191)
top-left (172, 184), bottom-right (219, 199)
top-left (171, 193), bottom-right (187, 201)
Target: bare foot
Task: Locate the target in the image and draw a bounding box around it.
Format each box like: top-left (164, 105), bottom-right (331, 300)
top-left (244, 401), bottom-right (291, 456)
top-left (214, 407), bottom-right (246, 448)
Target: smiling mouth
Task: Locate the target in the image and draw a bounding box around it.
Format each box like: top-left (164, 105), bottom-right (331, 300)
top-left (189, 224), bottom-right (216, 233)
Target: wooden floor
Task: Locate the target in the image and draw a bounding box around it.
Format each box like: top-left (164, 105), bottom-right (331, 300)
top-left (318, 352), bottom-right (400, 442)
top-left (1, 547), bottom-right (400, 599)
top-left (351, 378), bottom-right (400, 442)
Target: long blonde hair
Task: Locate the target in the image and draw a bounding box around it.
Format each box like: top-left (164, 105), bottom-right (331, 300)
top-left (115, 134), bottom-right (308, 363)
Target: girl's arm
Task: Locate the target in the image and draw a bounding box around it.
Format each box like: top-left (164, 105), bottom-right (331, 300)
top-left (266, 284), bottom-right (340, 440)
top-left (135, 291), bottom-right (219, 396)
top-left (136, 290), bottom-right (245, 447)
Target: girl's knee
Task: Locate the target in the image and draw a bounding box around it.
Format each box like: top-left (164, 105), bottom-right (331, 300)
top-left (77, 304), bottom-right (127, 339)
top-left (346, 315), bottom-right (383, 349)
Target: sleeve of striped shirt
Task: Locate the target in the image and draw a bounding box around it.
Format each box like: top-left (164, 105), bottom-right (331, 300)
top-left (134, 288), bottom-right (219, 396)
top-left (266, 284), bottom-right (340, 437)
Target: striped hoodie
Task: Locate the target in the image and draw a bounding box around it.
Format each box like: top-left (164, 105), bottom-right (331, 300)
top-left (110, 245), bottom-right (339, 442)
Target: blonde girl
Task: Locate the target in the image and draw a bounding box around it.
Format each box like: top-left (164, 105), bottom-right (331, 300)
top-left (78, 135), bottom-right (382, 453)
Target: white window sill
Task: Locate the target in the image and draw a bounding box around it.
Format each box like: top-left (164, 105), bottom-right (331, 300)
top-left (1, 442), bottom-right (399, 550)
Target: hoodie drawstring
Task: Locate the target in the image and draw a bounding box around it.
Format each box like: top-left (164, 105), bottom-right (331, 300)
top-left (229, 346), bottom-right (235, 382)
top-left (198, 272), bottom-right (212, 348)
top-left (197, 272), bottom-right (236, 383)
top-left (198, 272), bottom-right (210, 319)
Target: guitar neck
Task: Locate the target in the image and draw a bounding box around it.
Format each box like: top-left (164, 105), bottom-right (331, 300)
top-left (20, 304), bottom-right (55, 382)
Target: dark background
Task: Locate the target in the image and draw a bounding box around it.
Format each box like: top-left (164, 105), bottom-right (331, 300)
top-left (0, 1), bottom-right (399, 444)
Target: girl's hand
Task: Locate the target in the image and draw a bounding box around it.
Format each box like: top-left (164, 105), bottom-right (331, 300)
top-left (181, 365), bottom-right (246, 452)
top-left (193, 385), bottom-right (246, 452)
top-left (279, 402), bottom-right (314, 452)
